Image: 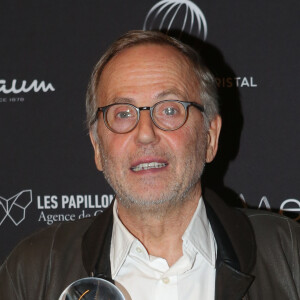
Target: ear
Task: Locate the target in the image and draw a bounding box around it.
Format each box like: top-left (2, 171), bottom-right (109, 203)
top-left (206, 115), bottom-right (222, 163)
top-left (89, 130), bottom-right (103, 171)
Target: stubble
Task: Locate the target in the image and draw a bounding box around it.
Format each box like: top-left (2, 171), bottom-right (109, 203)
top-left (97, 126), bottom-right (207, 217)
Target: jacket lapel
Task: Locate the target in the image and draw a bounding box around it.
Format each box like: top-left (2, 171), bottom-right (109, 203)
top-left (81, 203), bottom-right (114, 281)
top-left (204, 189), bottom-right (256, 300)
top-left (215, 262), bottom-right (254, 300)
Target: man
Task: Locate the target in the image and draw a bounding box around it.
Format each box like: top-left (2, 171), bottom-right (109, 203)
top-left (0, 30), bottom-right (299, 300)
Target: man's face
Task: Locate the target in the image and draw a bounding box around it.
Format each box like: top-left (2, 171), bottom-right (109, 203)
top-left (91, 44), bottom-right (220, 213)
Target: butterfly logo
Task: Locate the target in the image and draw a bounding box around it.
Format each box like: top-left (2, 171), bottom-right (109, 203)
top-left (0, 190), bottom-right (32, 226)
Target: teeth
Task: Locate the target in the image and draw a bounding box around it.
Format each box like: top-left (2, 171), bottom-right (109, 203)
top-left (132, 162), bottom-right (167, 172)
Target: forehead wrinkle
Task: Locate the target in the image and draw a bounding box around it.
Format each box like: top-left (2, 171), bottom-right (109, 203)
top-left (98, 44), bottom-right (199, 105)
top-left (155, 88), bottom-right (188, 101)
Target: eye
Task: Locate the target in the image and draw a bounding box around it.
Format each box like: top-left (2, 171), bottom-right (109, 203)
top-left (116, 110), bottom-right (132, 119)
top-left (163, 106), bottom-right (178, 116)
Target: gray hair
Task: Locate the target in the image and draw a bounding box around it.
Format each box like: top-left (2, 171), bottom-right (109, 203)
top-left (86, 30), bottom-right (219, 133)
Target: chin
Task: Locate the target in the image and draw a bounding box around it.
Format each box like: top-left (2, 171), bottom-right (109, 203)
top-left (117, 191), bottom-right (183, 214)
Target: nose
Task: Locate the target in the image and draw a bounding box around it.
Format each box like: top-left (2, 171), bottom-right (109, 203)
top-left (134, 110), bottom-right (159, 145)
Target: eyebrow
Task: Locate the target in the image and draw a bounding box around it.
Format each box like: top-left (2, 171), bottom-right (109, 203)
top-left (109, 97), bottom-right (135, 104)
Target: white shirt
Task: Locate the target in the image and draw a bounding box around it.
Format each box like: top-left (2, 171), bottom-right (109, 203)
top-left (110, 198), bottom-right (217, 300)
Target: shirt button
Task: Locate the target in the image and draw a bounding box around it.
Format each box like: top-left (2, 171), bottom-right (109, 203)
top-left (136, 247), bottom-right (142, 253)
top-left (162, 277), bottom-right (170, 284)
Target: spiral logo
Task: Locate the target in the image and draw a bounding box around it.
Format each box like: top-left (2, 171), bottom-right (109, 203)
top-left (143, 0), bottom-right (207, 40)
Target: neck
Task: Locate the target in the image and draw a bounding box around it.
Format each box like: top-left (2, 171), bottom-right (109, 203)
top-left (117, 183), bottom-right (202, 266)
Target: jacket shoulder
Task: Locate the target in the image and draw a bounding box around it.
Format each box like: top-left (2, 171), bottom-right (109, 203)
top-left (242, 208), bottom-right (300, 231)
top-left (241, 209), bottom-right (300, 250)
top-left (0, 217), bottom-right (95, 299)
top-left (5, 216), bottom-right (95, 265)
top-left (242, 209), bottom-right (300, 299)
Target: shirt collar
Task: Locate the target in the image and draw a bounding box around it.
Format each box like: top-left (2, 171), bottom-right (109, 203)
top-left (182, 197), bottom-right (216, 267)
top-left (110, 197), bottom-right (216, 278)
top-left (110, 200), bottom-right (135, 279)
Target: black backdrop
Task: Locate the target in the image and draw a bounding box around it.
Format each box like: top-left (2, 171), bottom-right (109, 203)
top-left (0, 0), bottom-right (299, 263)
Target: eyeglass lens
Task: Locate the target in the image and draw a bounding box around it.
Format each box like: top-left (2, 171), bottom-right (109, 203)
top-left (106, 104), bottom-right (138, 133)
top-left (105, 101), bottom-right (187, 133)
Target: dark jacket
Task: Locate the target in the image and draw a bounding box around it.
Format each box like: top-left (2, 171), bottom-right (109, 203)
top-left (0, 190), bottom-right (299, 300)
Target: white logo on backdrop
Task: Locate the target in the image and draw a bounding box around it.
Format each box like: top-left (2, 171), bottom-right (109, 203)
top-left (0, 79), bottom-right (55, 94)
top-left (240, 194), bottom-right (300, 221)
top-left (0, 190), bottom-right (32, 226)
top-left (143, 0), bottom-right (207, 40)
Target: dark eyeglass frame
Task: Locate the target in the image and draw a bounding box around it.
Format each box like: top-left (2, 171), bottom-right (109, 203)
top-left (93, 100), bottom-right (205, 134)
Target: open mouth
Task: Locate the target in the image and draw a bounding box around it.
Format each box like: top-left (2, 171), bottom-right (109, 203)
top-left (131, 162), bottom-right (167, 172)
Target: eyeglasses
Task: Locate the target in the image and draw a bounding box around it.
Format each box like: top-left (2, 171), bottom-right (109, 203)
top-left (94, 100), bottom-right (204, 134)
